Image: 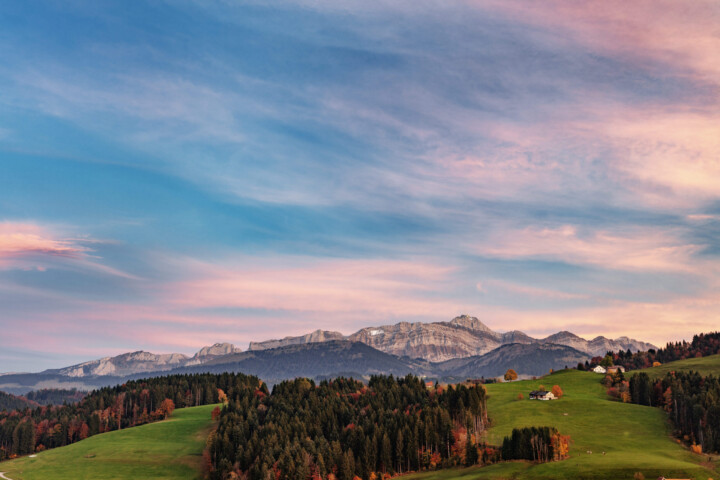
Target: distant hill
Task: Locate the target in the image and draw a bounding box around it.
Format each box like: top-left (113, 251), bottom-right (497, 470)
top-left (0, 389), bottom-right (35, 411)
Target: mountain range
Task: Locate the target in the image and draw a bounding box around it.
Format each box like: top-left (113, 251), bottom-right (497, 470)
top-left (249, 315), bottom-right (656, 361)
top-left (0, 315), bottom-right (656, 395)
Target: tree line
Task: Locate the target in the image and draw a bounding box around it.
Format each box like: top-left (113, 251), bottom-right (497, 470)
top-left (0, 392), bottom-right (34, 413)
top-left (206, 375), bottom-right (491, 480)
top-left (0, 372), bottom-right (261, 461)
top-left (629, 371), bottom-right (720, 454)
top-left (500, 426), bottom-right (570, 463)
top-left (25, 388), bottom-right (87, 406)
top-left (606, 332), bottom-right (720, 372)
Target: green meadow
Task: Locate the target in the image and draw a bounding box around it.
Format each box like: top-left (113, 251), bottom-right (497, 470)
top-left (635, 353), bottom-right (720, 379)
top-left (0, 404), bottom-right (217, 480)
top-left (408, 365), bottom-right (720, 480)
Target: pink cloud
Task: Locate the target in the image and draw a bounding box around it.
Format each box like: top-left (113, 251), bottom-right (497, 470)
top-left (478, 1), bottom-right (720, 82)
top-left (166, 256), bottom-right (463, 320)
top-left (477, 225), bottom-right (705, 272)
top-left (0, 222), bottom-right (88, 259)
top-left (479, 279), bottom-right (588, 300)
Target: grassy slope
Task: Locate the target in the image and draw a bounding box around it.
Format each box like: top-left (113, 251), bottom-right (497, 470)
top-left (408, 366), bottom-right (720, 480)
top-left (634, 353), bottom-right (720, 379)
top-left (0, 404), bottom-right (217, 480)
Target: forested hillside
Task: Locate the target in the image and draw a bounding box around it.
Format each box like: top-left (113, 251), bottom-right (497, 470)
top-left (630, 370), bottom-right (720, 454)
top-left (207, 375), bottom-right (490, 480)
top-left (0, 372), bottom-right (261, 461)
top-left (25, 389), bottom-right (86, 406)
top-left (0, 391), bottom-right (35, 412)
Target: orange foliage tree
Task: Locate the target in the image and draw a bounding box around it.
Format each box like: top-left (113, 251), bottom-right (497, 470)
top-left (504, 369), bottom-right (518, 381)
top-left (158, 398), bottom-right (175, 419)
top-left (551, 385), bottom-right (563, 398)
top-left (551, 432), bottom-right (571, 460)
top-left (517, 393), bottom-right (524, 400)
top-left (217, 389), bottom-right (228, 404)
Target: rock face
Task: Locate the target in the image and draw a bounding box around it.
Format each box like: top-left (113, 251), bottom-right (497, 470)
top-left (248, 330), bottom-right (344, 351)
top-left (347, 318), bottom-right (502, 362)
top-left (56, 343), bottom-right (242, 378)
top-left (251, 315), bottom-right (657, 362)
top-left (193, 343), bottom-right (240, 359)
top-left (58, 351), bottom-right (190, 377)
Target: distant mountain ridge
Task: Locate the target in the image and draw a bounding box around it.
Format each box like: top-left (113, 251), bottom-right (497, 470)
top-left (53, 343), bottom-right (242, 378)
top-left (0, 316), bottom-right (656, 395)
top-left (249, 315), bottom-right (657, 361)
top-left (0, 340), bottom-right (590, 395)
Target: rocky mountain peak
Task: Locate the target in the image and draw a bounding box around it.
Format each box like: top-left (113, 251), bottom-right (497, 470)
top-left (194, 343), bottom-right (238, 358)
top-left (449, 315), bottom-right (493, 333)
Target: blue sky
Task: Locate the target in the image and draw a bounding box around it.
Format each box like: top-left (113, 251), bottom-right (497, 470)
top-left (1, 0), bottom-right (719, 371)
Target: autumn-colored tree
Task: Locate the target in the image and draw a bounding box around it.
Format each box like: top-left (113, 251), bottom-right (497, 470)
top-left (158, 398), bottom-right (175, 419)
top-left (551, 385), bottom-right (563, 398)
top-left (538, 385), bottom-right (545, 391)
top-left (78, 423), bottom-right (90, 440)
top-left (504, 369), bottom-right (518, 381)
top-left (211, 406), bottom-right (221, 421)
top-left (652, 361), bottom-right (662, 367)
top-left (217, 389), bottom-right (228, 404)
top-left (517, 393), bottom-right (524, 400)
top-left (690, 444), bottom-right (702, 454)
top-left (663, 387), bottom-right (673, 412)
top-left (551, 432), bottom-right (571, 460)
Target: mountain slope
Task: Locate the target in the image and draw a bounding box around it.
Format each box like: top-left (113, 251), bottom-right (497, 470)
top-left (436, 343), bottom-right (589, 378)
top-left (176, 340), bottom-right (432, 384)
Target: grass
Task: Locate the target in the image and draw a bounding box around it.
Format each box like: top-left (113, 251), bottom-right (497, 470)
top-left (0, 404), bottom-right (217, 480)
top-left (634, 353), bottom-right (720, 379)
top-left (407, 363), bottom-right (720, 480)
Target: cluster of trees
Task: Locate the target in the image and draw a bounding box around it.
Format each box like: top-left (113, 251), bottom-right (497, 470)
top-left (0, 373), bottom-right (261, 461)
top-left (630, 371), bottom-right (720, 454)
top-left (606, 332), bottom-right (720, 372)
top-left (602, 370), bottom-right (631, 403)
top-left (500, 426), bottom-right (570, 462)
top-left (206, 375), bottom-right (491, 480)
top-left (25, 389), bottom-right (86, 406)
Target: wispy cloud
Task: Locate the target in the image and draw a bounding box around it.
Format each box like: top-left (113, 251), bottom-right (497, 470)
top-left (0, 222), bottom-right (89, 260)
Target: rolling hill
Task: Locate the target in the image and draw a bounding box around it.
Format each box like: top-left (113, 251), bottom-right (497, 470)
top-left (0, 404), bottom-right (217, 480)
top-left (633, 353), bottom-right (720, 378)
top-left (407, 355), bottom-right (720, 480)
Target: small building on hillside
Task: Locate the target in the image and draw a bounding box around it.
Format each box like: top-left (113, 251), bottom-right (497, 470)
top-left (606, 365), bottom-right (625, 374)
top-left (529, 390), bottom-right (556, 401)
top-left (592, 365), bottom-right (607, 374)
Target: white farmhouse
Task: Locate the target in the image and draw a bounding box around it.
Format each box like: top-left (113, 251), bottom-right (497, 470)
top-left (529, 390), bottom-right (557, 401)
top-left (592, 365), bottom-right (607, 374)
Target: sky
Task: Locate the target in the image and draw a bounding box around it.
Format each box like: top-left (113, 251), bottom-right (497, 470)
top-left (1, 1), bottom-right (719, 372)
